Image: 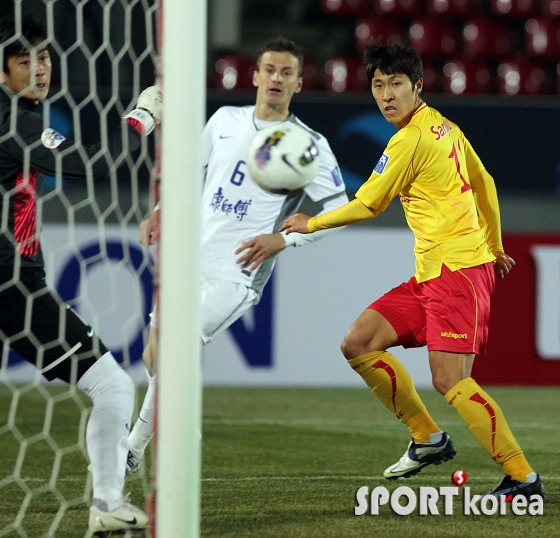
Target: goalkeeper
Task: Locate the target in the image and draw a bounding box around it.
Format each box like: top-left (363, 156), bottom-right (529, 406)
top-left (281, 41), bottom-right (543, 499)
top-left (0, 15), bottom-right (160, 533)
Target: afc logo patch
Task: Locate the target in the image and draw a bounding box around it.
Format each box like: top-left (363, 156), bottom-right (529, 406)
top-left (41, 128), bottom-right (66, 149)
top-left (373, 153), bottom-right (390, 175)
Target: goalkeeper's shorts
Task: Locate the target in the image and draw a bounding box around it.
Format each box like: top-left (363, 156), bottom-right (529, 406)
top-left (0, 266), bottom-right (108, 382)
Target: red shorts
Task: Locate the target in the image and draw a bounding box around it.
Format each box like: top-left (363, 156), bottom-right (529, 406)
top-left (369, 263), bottom-right (495, 354)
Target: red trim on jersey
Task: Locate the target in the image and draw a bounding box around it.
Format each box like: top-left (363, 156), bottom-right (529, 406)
top-left (402, 103), bottom-right (428, 129)
top-left (13, 168), bottom-right (39, 257)
top-left (127, 117), bottom-right (144, 135)
top-left (412, 103), bottom-right (428, 118)
top-left (469, 392), bottom-right (497, 452)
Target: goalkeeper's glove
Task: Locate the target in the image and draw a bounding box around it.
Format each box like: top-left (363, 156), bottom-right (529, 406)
top-left (124, 85), bottom-right (162, 136)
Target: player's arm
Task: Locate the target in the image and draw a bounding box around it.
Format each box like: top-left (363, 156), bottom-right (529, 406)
top-left (140, 110), bottom-right (209, 249)
top-left (282, 129), bottom-right (417, 234)
top-left (281, 197), bottom-right (377, 234)
top-left (279, 191), bottom-right (350, 247)
top-left (16, 86), bottom-right (159, 181)
top-left (469, 168), bottom-right (502, 252)
top-left (235, 191), bottom-right (350, 270)
top-left (463, 133), bottom-right (515, 278)
top-left (276, 134), bottom-right (357, 242)
top-left (235, 233), bottom-right (287, 271)
top-left (470, 170), bottom-right (515, 279)
top-left (457, 128), bottom-right (502, 251)
top-left (140, 205), bottom-right (160, 245)
top-left (236, 131), bottom-right (350, 270)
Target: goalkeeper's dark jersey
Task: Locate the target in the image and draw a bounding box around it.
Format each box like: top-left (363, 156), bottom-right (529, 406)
top-left (0, 87), bottom-right (142, 268)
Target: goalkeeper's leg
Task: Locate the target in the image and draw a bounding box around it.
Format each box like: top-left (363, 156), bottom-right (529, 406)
top-left (72, 349), bottom-right (150, 531)
top-left (2, 272), bottom-right (147, 528)
top-left (77, 352), bottom-right (135, 509)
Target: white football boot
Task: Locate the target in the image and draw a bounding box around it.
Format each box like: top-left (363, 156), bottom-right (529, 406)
top-left (89, 494), bottom-right (149, 533)
top-left (383, 431), bottom-right (456, 480)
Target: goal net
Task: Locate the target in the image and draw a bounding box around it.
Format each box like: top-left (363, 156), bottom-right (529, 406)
top-left (0, 0), bottom-right (160, 536)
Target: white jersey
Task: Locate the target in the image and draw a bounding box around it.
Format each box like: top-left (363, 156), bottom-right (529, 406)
top-left (201, 105), bottom-right (346, 294)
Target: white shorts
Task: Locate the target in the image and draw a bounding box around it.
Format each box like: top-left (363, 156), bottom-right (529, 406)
top-left (149, 277), bottom-right (260, 344)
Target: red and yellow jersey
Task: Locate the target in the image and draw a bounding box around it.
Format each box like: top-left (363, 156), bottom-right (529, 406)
top-left (355, 104), bottom-right (501, 282)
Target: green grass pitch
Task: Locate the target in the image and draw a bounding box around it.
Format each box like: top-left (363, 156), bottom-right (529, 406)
top-left (1, 385), bottom-right (559, 537)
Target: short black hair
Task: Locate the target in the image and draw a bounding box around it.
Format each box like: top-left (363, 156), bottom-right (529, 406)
top-left (256, 36), bottom-right (304, 76)
top-left (0, 15), bottom-right (48, 74)
top-left (364, 41), bottom-right (423, 88)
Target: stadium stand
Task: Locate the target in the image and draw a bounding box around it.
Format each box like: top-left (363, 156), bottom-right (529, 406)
top-left (209, 0), bottom-right (560, 95)
top-left (442, 57), bottom-right (495, 93)
top-left (497, 56), bottom-right (552, 94)
top-left (462, 17), bottom-right (515, 58)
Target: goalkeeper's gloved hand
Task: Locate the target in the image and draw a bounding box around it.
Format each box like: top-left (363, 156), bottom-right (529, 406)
top-left (124, 85), bottom-right (162, 136)
top-left (137, 85), bottom-right (162, 123)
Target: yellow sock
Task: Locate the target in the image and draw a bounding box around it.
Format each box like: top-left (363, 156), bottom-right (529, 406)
top-left (445, 377), bottom-right (533, 481)
top-left (348, 351), bottom-right (440, 443)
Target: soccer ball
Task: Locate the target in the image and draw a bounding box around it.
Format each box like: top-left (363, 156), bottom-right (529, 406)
top-left (247, 122), bottom-right (320, 194)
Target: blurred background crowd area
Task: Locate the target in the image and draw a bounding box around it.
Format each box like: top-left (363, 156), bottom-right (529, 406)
top-left (2, 0), bottom-right (560, 231)
top-left (210, 0), bottom-right (560, 96)
top-left (7, 0), bottom-right (560, 99)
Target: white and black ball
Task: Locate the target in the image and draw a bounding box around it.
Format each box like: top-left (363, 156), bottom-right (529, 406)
top-left (247, 122), bottom-right (320, 194)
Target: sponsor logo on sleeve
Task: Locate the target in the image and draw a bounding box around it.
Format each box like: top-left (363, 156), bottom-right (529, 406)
top-left (373, 153), bottom-right (390, 175)
top-left (42, 128), bottom-right (66, 149)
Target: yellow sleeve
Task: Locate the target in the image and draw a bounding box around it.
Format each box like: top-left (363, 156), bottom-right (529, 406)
top-left (307, 198), bottom-right (378, 232)
top-left (457, 125), bottom-right (486, 185)
top-left (469, 168), bottom-right (503, 253)
top-left (458, 128), bottom-right (503, 253)
top-left (355, 127), bottom-right (419, 211)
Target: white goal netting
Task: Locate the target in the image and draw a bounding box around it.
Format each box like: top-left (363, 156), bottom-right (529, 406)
top-left (0, 0), bottom-right (159, 536)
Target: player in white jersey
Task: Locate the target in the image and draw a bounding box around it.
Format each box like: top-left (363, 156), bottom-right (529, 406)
top-left (202, 104), bottom-right (346, 304)
top-left (125, 36), bottom-right (349, 474)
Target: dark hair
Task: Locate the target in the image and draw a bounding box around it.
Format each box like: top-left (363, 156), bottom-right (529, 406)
top-left (364, 41), bottom-right (423, 88)
top-left (0, 15), bottom-right (48, 73)
top-left (256, 36), bottom-right (304, 76)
